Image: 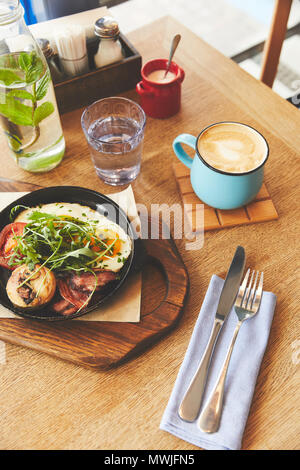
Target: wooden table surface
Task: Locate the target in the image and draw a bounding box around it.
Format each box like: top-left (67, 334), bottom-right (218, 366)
top-left (1, 16), bottom-right (299, 450)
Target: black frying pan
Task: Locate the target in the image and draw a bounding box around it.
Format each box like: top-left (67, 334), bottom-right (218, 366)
top-left (0, 186), bottom-right (143, 321)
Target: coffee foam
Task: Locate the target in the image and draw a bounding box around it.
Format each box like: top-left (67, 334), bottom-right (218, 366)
top-left (197, 123), bottom-right (267, 173)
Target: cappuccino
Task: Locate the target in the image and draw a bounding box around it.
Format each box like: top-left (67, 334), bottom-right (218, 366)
top-left (197, 122), bottom-right (267, 173)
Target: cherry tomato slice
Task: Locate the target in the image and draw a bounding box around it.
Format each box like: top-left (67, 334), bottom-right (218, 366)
top-left (0, 222), bottom-right (26, 270)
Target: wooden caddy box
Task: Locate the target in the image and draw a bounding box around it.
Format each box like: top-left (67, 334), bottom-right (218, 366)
top-left (53, 34), bottom-right (142, 114)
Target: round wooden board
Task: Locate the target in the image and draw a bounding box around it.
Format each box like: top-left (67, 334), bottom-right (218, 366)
top-left (0, 179), bottom-right (189, 369)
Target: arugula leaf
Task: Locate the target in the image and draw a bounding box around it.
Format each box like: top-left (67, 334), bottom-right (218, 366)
top-left (28, 211), bottom-right (56, 221)
top-left (9, 205), bottom-right (29, 221)
top-left (59, 247), bottom-right (96, 260)
top-left (33, 101), bottom-right (54, 126)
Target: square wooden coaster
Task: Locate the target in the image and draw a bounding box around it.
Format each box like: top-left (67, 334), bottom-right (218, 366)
top-left (173, 162), bottom-right (278, 232)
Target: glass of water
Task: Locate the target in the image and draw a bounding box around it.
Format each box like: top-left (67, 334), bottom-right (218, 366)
top-left (81, 97), bottom-right (146, 185)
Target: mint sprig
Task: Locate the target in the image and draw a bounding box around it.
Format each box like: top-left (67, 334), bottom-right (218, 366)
top-left (0, 51), bottom-right (54, 152)
top-left (18, 51), bottom-right (44, 85)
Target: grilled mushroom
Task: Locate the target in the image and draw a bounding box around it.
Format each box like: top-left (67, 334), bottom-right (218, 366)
top-left (6, 264), bottom-right (56, 309)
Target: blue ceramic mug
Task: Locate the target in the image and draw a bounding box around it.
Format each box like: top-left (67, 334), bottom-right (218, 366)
top-left (173, 122), bottom-right (269, 210)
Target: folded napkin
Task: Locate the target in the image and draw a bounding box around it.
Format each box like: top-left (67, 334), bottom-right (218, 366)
top-left (160, 274), bottom-right (276, 450)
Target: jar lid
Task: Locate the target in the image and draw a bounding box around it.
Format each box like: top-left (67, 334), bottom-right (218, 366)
top-left (94, 16), bottom-right (120, 38)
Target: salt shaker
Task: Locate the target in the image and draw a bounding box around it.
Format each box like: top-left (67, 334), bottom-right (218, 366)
top-left (94, 16), bottom-right (124, 68)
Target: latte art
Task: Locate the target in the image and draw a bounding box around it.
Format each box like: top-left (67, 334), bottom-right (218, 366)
top-left (197, 123), bottom-right (267, 173)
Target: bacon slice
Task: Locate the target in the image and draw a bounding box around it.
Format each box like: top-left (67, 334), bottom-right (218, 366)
top-left (95, 270), bottom-right (117, 286)
top-left (70, 271), bottom-right (117, 291)
top-left (51, 298), bottom-right (78, 316)
top-left (58, 278), bottom-right (90, 309)
top-left (57, 270), bottom-right (117, 310)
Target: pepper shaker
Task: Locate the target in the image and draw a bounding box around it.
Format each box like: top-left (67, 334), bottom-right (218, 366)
top-left (94, 16), bottom-right (125, 68)
top-left (37, 37), bottom-right (63, 82)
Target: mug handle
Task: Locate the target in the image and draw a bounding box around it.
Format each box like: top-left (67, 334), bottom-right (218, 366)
top-left (173, 134), bottom-right (196, 169)
top-left (136, 81), bottom-right (154, 97)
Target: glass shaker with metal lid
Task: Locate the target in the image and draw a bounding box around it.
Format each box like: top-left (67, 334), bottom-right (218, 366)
top-left (37, 38), bottom-right (63, 83)
top-left (94, 16), bottom-right (124, 68)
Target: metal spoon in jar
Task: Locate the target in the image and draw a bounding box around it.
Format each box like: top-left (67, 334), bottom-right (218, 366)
top-left (164, 34), bottom-right (181, 78)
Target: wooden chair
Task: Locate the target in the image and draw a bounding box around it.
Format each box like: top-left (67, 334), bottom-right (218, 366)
top-left (260, 0), bottom-right (293, 88)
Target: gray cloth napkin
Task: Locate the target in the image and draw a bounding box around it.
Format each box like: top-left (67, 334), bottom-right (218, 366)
top-left (160, 274), bottom-right (276, 450)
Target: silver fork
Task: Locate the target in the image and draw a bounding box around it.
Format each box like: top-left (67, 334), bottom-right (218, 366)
top-left (197, 268), bottom-right (264, 433)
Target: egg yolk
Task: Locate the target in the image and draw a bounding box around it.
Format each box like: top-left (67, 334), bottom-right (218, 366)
top-left (90, 235), bottom-right (122, 259)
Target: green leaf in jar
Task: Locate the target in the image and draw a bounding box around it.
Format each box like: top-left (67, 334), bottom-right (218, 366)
top-left (18, 51), bottom-right (33, 71)
top-left (35, 71), bottom-right (50, 101)
top-left (0, 68), bottom-right (24, 87)
top-left (26, 56), bottom-right (44, 84)
top-left (0, 94), bottom-right (33, 126)
top-left (18, 51), bottom-right (44, 84)
top-left (7, 89), bottom-right (35, 102)
top-left (32, 101), bottom-right (54, 126)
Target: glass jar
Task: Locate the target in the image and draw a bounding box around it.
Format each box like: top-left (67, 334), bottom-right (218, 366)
top-left (0, 0), bottom-right (65, 172)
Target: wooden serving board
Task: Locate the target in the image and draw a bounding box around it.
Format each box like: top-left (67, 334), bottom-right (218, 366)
top-left (173, 162), bottom-right (278, 232)
top-left (0, 178), bottom-right (189, 369)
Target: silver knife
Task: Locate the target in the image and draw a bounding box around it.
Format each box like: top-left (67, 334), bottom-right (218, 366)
top-left (178, 246), bottom-right (246, 422)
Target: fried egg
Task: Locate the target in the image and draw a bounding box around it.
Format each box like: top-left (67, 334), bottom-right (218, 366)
top-left (15, 202), bottom-right (132, 272)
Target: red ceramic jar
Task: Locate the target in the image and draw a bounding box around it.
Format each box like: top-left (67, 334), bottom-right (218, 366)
top-left (136, 59), bottom-right (185, 119)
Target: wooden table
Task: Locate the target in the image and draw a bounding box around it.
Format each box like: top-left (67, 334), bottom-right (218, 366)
top-left (1, 16), bottom-right (299, 450)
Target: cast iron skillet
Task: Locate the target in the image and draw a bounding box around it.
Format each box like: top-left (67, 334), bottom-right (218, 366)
top-left (0, 186), bottom-right (142, 321)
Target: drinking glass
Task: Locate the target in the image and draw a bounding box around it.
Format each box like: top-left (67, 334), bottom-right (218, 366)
top-left (81, 96), bottom-right (146, 185)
